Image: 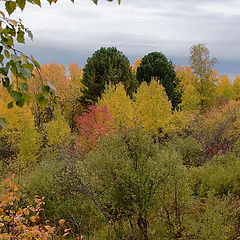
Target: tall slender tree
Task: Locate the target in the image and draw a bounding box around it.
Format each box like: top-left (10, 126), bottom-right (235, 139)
top-left (189, 43), bottom-right (217, 113)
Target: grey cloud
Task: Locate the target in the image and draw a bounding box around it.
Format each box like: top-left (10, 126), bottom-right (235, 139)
top-left (17, 43), bottom-right (240, 76)
top-left (13, 0), bottom-right (240, 75)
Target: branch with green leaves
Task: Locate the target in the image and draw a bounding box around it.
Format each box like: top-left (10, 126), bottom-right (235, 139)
top-left (0, 0), bottom-right (120, 128)
top-left (0, 10), bottom-right (56, 128)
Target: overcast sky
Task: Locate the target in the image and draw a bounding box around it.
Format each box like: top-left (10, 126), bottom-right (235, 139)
top-left (8, 0), bottom-right (240, 75)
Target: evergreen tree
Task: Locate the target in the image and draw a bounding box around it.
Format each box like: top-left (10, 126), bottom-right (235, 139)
top-left (136, 52), bottom-right (181, 109)
top-left (81, 47), bottom-right (137, 106)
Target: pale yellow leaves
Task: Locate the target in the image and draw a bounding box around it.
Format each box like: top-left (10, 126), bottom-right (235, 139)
top-left (232, 75), bottom-right (240, 100)
top-left (98, 83), bottom-right (134, 129)
top-left (216, 74), bottom-right (233, 100)
top-left (99, 79), bottom-right (184, 137)
top-left (134, 80), bottom-right (172, 136)
top-left (0, 85), bottom-right (40, 164)
top-left (44, 109), bottom-right (71, 154)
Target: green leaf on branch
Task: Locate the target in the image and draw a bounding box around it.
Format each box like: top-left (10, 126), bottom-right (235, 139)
top-left (31, 55), bottom-right (41, 70)
top-left (4, 50), bottom-right (10, 58)
top-left (5, 1), bottom-right (17, 15)
top-left (26, 29), bottom-right (33, 40)
top-left (47, 81), bottom-right (56, 92)
top-left (7, 102), bottom-right (13, 109)
top-left (21, 67), bottom-right (31, 79)
top-left (41, 85), bottom-right (50, 98)
top-left (35, 93), bottom-right (48, 107)
top-left (17, 29), bottom-right (25, 43)
top-left (0, 67), bottom-right (8, 76)
top-left (21, 82), bottom-right (28, 93)
top-left (2, 77), bottom-right (10, 87)
top-left (10, 91), bottom-right (22, 101)
top-left (26, 62), bottom-right (34, 72)
top-left (33, 0), bottom-right (41, 7)
top-left (16, 0), bottom-right (26, 11)
top-left (0, 11), bottom-right (5, 18)
top-left (0, 118), bottom-right (6, 129)
top-left (1, 36), bottom-right (9, 47)
top-left (16, 98), bottom-right (25, 107)
top-left (6, 84), bottom-right (13, 93)
top-left (0, 55), bottom-right (4, 63)
top-left (0, 54), bottom-right (4, 63)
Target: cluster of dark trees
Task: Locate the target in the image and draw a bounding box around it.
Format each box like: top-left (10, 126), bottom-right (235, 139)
top-left (81, 47), bottom-right (181, 109)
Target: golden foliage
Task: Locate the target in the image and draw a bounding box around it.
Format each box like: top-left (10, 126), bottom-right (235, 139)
top-left (0, 85), bottom-right (40, 165)
top-left (232, 75), bottom-right (240, 100)
top-left (44, 109), bottom-right (71, 154)
top-left (176, 65), bottom-right (217, 113)
top-left (98, 83), bottom-right (134, 129)
top-left (132, 57), bottom-right (142, 74)
top-left (133, 79), bottom-right (172, 136)
top-left (216, 74), bottom-right (233, 100)
top-left (18, 121), bottom-right (41, 165)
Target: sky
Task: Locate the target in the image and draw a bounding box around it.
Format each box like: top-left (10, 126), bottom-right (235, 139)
top-left (8, 0), bottom-right (240, 75)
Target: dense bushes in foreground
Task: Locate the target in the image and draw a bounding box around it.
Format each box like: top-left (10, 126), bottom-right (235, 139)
top-left (9, 127), bottom-right (240, 239)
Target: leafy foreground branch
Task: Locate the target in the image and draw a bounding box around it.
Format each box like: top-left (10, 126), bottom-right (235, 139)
top-left (0, 174), bottom-right (71, 239)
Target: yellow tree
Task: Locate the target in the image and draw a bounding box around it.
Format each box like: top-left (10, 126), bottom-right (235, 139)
top-left (232, 75), bottom-right (240, 100)
top-left (98, 83), bottom-right (134, 129)
top-left (68, 62), bottom-right (84, 97)
top-left (133, 79), bottom-right (172, 138)
top-left (44, 108), bottom-right (71, 156)
top-left (65, 62), bottom-right (85, 129)
top-left (132, 57), bottom-right (142, 74)
top-left (29, 62), bottom-right (84, 128)
top-left (176, 65), bottom-right (201, 112)
top-left (189, 43), bottom-right (217, 113)
top-left (0, 85), bottom-right (40, 178)
top-left (29, 63), bottom-right (70, 126)
top-left (30, 63), bottom-right (69, 101)
top-left (216, 74), bottom-right (233, 101)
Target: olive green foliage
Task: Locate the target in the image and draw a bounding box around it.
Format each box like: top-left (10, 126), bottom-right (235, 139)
top-left (78, 128), bottom-right (163, 239)
top-left (151, 147), bottom-right (238, 240)
top-left (150, 149), bottom-right (195, 239)
top-left (184, 194), bottom-right (236, 240)
top-left (22, 153), bottom-right (102, 237)
top-left (81, 47), bottom-right (137, 106)
top-left (136, 52), bottom-right (181, 109)
top-left (193, 151), bottom-right (240, 197)
top-left (166, 136), bottom-right (204, 167)
top-left (18, 120), bottom-right (41, 165)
